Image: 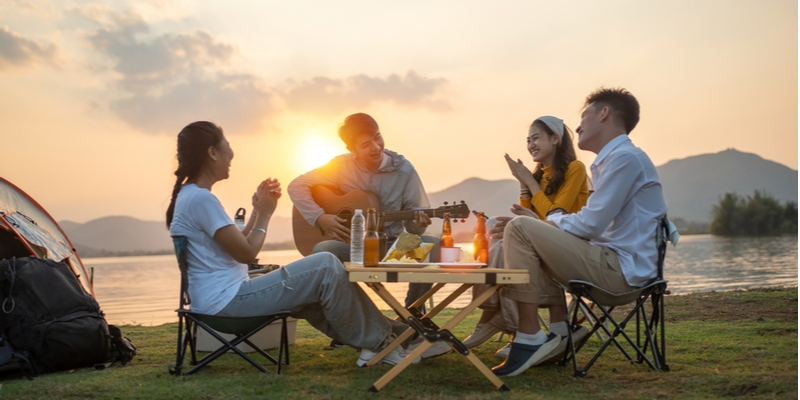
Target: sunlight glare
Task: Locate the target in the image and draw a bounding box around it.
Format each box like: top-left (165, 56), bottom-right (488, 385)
top-left (296, 132), bottom-right (342, 172)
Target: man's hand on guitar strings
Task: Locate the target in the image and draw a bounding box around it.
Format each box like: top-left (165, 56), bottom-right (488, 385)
top-left (316, 214), bottom-right (350, 241)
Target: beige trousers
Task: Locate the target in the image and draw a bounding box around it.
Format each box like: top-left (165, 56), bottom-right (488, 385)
top-left (471, 217), bottom-right (563, 333)
top-left (502, 217), bottom-right (636, 305)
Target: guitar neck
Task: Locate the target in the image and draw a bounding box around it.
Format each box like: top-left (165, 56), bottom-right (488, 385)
top-left (382, 209), bottom-right (436, 222)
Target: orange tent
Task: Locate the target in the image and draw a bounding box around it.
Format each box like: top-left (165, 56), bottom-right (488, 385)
top-left (0, 177), bottom-right (93, 297)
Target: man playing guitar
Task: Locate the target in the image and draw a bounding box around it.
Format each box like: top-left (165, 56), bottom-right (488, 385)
top-left (288, 113), bottom-right (440, 308)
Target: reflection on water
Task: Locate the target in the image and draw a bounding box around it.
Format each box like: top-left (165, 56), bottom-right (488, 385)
top-left (664, 234), bottom-right (798, 293)
top-left (87, 236), bottom-right (798, 326)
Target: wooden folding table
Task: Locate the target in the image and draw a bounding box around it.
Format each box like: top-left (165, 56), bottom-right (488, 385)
top-left (345, 263), bottom-right (529, 392)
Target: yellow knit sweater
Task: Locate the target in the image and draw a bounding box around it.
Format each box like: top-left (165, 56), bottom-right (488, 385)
top-left (519, 160), bottom-right (589, 219)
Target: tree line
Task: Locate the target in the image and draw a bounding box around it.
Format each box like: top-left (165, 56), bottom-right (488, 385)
top-left (710, 190), bottom-right (798, 236)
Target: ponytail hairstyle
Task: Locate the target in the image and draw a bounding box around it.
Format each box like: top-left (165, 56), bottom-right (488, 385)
top-left (166, 121), bottom-right (224, 228)
top-left (530, 120), bottom-right (577, 196)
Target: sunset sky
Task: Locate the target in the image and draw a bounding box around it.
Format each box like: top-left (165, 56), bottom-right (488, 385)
top-left (1, 0), bottom-right (797, 223)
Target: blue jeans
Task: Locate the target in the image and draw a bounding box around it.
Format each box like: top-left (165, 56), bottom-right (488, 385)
top-left (313, 235), bottom-right (440, 309)
top-left (216, 252), bottom-right (391, 351)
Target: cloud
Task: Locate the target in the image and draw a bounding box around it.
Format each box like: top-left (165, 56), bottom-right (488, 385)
top-left (282, 70), bottom-right (450, 115)
top-left (112, 74), bottom-right (273, 135)
top-left (87, 13), bottom-right (235, 92)
top-left (0, 26), bottom-right (58, 69)
top-left (82, 11), bottom-right (449, 134)
top-left (83, 10), bottom-right (271, 134)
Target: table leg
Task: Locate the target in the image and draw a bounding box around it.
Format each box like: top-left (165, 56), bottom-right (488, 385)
top-left (366, 283), bottom-right (511, 392)
top-left (409, 283), bottom-right (446, 310)
top-left (423, 283), bottom-right (471, 320)
top-left (434, 284), bottom-right (508, 391)
top-left (364, 283), bottom-right (420, 367)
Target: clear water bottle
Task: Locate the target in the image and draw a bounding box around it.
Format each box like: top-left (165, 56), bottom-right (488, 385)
top-left (350, 209), bottom-right (365, 264)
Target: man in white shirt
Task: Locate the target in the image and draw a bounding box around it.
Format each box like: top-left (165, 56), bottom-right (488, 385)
top-left (492, 88), bottom-right (668, 376)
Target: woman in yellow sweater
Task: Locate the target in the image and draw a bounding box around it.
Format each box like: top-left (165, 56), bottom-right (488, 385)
top-left (461, 115), bottom-right (589, 363)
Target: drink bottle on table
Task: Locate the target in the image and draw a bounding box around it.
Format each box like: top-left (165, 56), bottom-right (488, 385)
top-left (364, 208), bottom-right (380, 267)
top-left (473, 212), bottom-right (488, 263)
top-left (350, 209), bottom-right (365, 264)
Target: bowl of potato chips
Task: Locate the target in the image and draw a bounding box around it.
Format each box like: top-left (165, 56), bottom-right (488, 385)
top-left (381, 232), bottom-right (435, 263)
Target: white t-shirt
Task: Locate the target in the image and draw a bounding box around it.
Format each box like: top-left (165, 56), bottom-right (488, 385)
top-left (169, 184), bottom-right (248, 315)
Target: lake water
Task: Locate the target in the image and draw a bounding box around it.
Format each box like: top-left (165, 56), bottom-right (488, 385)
top-left (86, 235), bottom-right (798, 326)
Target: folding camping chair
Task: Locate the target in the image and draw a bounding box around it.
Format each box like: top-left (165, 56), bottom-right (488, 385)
top-left (562, 215), bottom-right (672, 377)
top-left (168, 236), bottom-right (290, 376)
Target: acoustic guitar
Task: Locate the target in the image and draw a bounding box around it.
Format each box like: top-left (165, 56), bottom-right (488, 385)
top-left (292, 186), bottom-right (470, 256)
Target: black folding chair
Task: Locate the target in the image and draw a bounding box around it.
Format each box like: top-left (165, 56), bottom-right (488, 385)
top-left (168, 236), bottom-right (290, 376)
top-left (562, 215), bottom-right (671, 377)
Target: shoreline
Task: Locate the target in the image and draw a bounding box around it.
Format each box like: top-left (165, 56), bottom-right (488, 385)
top-left (74, 231), bottom-right (765, 259)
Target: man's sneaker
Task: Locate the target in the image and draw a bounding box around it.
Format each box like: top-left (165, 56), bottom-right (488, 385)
top-left (421, 341), bottom-right (452, 359)
top-left (494, 341), bottom-right (511, 359)
top-left (536, 325), bottom-right (591, 366)
top-left (402, 339), bottom-right (453, 359)
top-left (462, 322), bottom-right (501, 349)
top-left (491, 333), bottom-right (561, 377)
top-left (328, 338), bottom-right (346, 348)
top-left (357, 345), bottom-right (421, 367)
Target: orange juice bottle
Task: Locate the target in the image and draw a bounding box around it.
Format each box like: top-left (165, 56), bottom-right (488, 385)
top-left (440, 212), bottom-right (454, 248)
top-left (364, 208), bottom-right (380, 267)
top-left (473, 212), bottom-right (488, 263)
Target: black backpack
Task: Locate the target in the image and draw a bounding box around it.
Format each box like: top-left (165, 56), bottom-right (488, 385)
top-left (0, 257), bottom-right (136, 377)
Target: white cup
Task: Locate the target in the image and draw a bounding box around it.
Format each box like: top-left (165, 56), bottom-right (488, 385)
top-left (440, 247), bottom-right (462, 263)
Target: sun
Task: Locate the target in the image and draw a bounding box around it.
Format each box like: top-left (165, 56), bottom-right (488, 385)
top-left (296, 132), bottom-right (343, 172)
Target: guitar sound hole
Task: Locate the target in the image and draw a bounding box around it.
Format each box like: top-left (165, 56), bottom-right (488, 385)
top-left (339, 209), bottom-right (354, 226)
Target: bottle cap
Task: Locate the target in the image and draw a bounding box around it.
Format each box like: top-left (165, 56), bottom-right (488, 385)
top-left (234, 207), bottom-right (246, 229)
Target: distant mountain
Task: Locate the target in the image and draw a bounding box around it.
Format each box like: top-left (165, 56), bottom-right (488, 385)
top-left (426, 178), bottom-right (519, 242)
top-left (60, 216), bottom-right (172, 255)
top-left (59, 215), bottom-right (294, 257)
top-left (657, 149), bottom-right (797, 223)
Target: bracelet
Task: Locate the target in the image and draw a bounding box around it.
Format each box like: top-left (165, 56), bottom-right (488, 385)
top-left (252, 228), bottom-right (266, 234)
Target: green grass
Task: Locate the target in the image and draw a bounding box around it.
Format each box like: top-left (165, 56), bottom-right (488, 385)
top-left (1, 287), bottom-right (796, 399)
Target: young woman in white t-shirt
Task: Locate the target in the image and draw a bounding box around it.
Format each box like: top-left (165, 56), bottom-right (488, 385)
top-left (166, 121), bottom-right (416, 367)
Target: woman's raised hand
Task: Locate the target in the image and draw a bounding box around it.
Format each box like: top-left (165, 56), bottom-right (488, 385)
top-left (505, 153), bottom-right (541, 193)
top-left (505, 154), bottom-right (533, 185)
top-left (254, 178), bottom-right (281, 217)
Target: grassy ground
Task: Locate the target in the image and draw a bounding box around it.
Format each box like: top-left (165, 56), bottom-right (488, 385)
top-left (1, 287), bottom-right (796, 399)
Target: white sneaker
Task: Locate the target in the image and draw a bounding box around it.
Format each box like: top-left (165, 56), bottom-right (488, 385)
top-left (462, 322), bottom-right (501, 349)
top-left (421, 340), bottom-right (452, 359)
top-left (495, 341), bottom-right (511, 359)
top-left (357, 346), bottom-right (421, 367)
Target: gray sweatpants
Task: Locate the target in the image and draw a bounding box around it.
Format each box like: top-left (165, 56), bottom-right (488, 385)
top-left (216, 252), bottom-right (392, 351)
top-left (313, 235), bottom-right (441, 308)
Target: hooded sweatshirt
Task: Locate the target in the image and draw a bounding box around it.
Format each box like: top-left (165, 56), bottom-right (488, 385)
top-left (287, 149), bottom-right (430, 239)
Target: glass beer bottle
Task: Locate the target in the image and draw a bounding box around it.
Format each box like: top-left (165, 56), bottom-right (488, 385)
top-left (440, 212), bottom-right (454, 248)
top-left (473, 212), bottom-right (488, 263)
top-left (364, 208), bottom-right (380, 267)
top-left (377, 212), bottom-right (388, 261)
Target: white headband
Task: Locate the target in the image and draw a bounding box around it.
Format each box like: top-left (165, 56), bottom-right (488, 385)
top-left (535, 116), bottom-right (564, 143)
